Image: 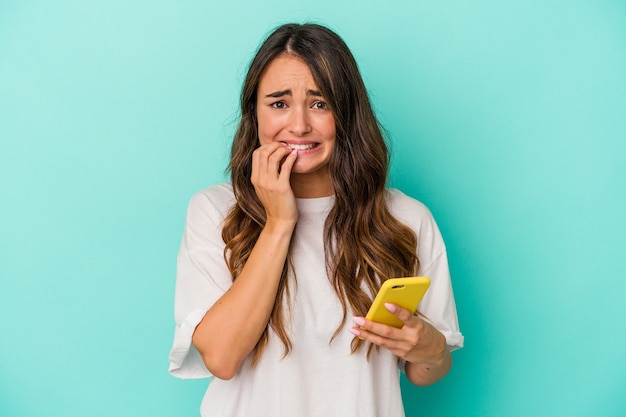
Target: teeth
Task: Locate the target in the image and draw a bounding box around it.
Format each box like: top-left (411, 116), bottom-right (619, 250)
top-left (286, 143), bottom-right (316, 151)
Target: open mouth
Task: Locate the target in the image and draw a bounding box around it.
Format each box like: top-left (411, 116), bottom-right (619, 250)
top-left (280, 142), bottom-right (319, 151)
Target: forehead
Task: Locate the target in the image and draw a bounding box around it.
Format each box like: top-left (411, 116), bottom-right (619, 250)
top-left (258, 54), bottom-right (318, 92)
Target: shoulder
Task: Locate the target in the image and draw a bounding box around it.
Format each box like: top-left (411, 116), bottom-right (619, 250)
top-left (186, 183), bottom-right (236, 224)
top-left (385, 188), bottom-right (446, 258)
top-left (385, 188), bottom-right (434, 225)
top-left (190, 183), bottom-right (235, 207)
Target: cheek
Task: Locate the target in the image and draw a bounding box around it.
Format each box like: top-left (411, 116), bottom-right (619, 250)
top-left (257, 126), bottom-right (271, 145)
top-left (257, 112), bottom-right (279, 145)
top-left (322, 118), bottom-right (337, 143)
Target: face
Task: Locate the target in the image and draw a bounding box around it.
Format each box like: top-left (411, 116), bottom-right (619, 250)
top-left (256, 54), bottom-right (336, 186)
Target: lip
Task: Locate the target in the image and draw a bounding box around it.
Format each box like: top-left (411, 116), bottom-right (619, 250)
top-left (279, 141), bottom-right (321, 153)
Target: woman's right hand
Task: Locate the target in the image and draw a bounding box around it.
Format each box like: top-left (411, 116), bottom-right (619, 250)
top-left (192, 142), bottom-right (299, 380)
top-left (251, 142), bottom-right (299, 227)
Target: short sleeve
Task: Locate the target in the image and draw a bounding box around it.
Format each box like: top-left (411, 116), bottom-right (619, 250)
top-left (168, 185), bottom-right (236, 379)
top-left (387, 189), bottom-right (464, 352)
top-left (418, 250), bottom-right (464, 351)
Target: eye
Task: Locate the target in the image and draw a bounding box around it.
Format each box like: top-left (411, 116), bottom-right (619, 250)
top-left (271, 101), bottom-right (287, 109)
top-left (312, 101), bottom-right (328, 110)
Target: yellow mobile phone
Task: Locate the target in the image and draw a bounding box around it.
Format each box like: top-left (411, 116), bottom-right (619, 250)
top-left (365, 277), bottom-right (431, 328)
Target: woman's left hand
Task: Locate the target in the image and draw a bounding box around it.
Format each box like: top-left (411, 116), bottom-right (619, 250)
top-left (349, 303), bottom-right (448, 368)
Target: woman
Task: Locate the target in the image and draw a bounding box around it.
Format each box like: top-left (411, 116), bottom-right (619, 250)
top-left (169, 23), bottom-right (463, 416)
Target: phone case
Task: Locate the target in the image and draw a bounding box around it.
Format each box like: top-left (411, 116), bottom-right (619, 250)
top-left (365, 277), bottom-right (431, 328)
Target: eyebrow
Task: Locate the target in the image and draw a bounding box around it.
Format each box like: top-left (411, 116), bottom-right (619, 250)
top-left (264, 89), bottom-right (323, 98)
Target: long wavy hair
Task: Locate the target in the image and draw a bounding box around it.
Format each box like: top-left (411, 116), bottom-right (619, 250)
top-left (223, 23), bottom-right (419, 364)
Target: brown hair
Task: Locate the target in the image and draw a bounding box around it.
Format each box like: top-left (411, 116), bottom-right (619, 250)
top-left (223, 23), bottom-right (419, 364)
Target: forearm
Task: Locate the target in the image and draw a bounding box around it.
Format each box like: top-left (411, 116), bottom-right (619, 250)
top-left (404, 321), bottom-right (451, 386)
top-left (404, 343), bottom-right (452, 386)
top-left (192, 220), bottom-right (295, 379)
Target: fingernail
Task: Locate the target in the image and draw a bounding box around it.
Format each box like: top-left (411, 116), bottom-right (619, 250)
top-left (384, 303), bottom-right (396, 313)
top-left (348, 327), bottom-right (361, 337)
top-left (291, 149), bottom-right (298, 155)
top-left (352, 316), bottom-right (365, 326)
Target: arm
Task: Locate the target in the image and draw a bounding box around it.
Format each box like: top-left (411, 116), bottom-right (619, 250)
top-left (192, 143), bottom-right (298, 380)
top-left (402, 316), bottom-right (452, 386)
top-left (350, 303), bottom-right (452, 386)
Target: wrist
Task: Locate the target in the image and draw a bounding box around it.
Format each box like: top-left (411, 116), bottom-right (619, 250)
top-left (262, 218), bottom-right (297, 237)
top-left (406, 323), bottom-right (448, 366)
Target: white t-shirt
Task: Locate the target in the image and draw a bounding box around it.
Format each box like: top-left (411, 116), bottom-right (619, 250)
top-left (169, 183), bottom-right (463, 417)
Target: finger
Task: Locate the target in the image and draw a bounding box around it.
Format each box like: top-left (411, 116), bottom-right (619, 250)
top-left (348, 324), bottom-right (404, 351)
top-left (350, 318), bottom-right (421, 360)
top-left (252, 145), bottom-right (271, 180)
top-left (252, 143), bottom-right (290, 183)
top-left (278, 149), bottom-right (298, 179)
top-left (267, 146), bottom-right (293, 177)
top-left (351, 316), bottom-right (401, 341)
top-left (383, 303), bottom-right (416, 326)
top-left (251, 147), bottom-right (262, 186)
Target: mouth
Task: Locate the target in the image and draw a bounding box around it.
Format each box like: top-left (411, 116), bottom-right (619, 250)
top-left (280, 141), bottom-right (319, 151)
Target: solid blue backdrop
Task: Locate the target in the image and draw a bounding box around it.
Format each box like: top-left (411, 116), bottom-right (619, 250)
top-left (1, 1), bottom-right (625, 416)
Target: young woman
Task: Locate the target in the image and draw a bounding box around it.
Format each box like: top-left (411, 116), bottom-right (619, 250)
top-left (169, 23), bottom-right (463, 417)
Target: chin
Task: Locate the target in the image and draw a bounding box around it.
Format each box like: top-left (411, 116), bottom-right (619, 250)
top-left (291, 162), bottom-right (318, 174)
top-left (290, 161), bottom-right (327, 175)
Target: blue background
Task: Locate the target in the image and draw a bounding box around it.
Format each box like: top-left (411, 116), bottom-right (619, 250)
top-left (1, 1), bottom-right (625, 416)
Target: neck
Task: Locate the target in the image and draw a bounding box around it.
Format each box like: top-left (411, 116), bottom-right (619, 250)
top-left (290, 173), bottom-right (334, 198)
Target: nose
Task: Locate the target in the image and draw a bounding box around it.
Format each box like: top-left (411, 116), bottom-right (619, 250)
top-left (288, 106), bottom-right (311, 137)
